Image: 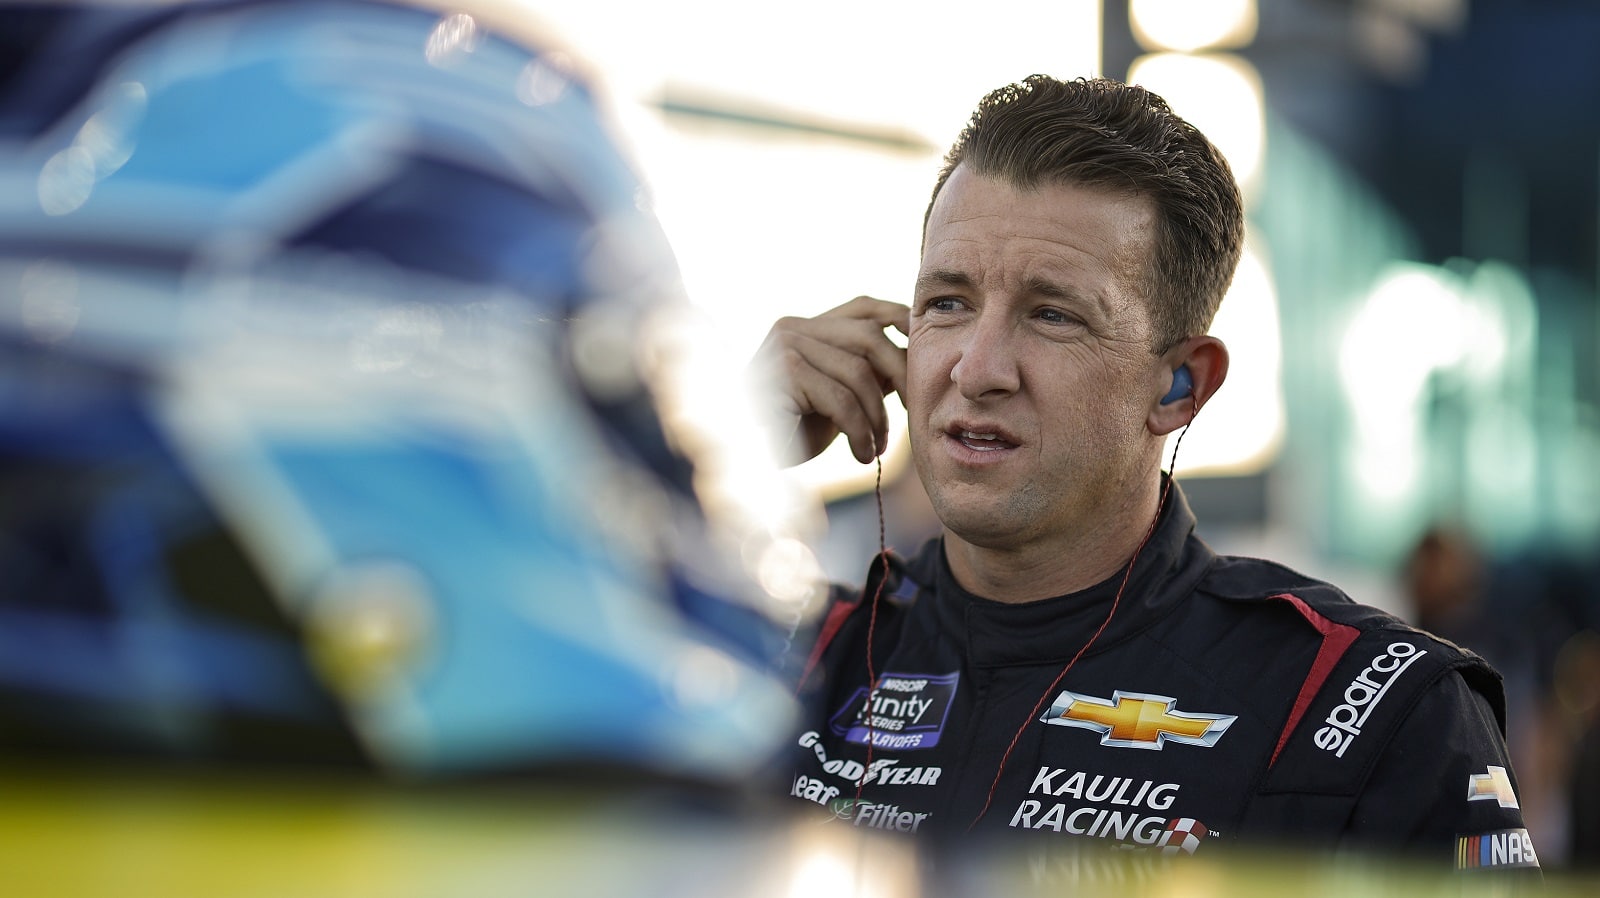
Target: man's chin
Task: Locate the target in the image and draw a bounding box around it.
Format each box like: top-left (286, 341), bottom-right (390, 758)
top-left (930, 503), bottom-right (1034, 552)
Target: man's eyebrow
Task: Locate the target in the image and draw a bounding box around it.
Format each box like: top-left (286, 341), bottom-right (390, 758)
top-left (1023, 275), bottom-right (1073, 299)
top-left (1023, 275), bottom-right (1110, 316)
top-left (915, 269), bottom-right (973, 294)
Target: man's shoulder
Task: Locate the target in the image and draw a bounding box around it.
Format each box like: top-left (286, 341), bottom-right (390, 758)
top-left (1191, 556), bottom-right (1518, 846)
top-left (789, 544), bottom-right (934, 688)
top-left (1196, 552), bottom-right (1422, 638)
top-left (1185, 550), bottom-right (1504, 720)
top-left (1196, 552), bottom-right (1358, 606)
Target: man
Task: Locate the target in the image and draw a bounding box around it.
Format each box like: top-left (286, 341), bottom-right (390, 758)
top-left (766, 75), bottom-right (1536, 873)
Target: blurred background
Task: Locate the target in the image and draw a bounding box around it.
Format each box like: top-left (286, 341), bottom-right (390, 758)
top-left (3, 0), bottom-right (1600, 893)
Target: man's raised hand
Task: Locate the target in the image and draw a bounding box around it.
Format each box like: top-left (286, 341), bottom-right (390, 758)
top-left (756, 295), bottom-right (910, 465)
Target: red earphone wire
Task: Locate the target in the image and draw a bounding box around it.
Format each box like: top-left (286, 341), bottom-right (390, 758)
top-left (854, 439), bottom-right (891, 802)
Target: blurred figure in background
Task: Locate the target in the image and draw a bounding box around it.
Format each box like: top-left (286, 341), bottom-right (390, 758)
top-left (1558, 629), bottom-right (1600, 868)
top-left (1401, 524), bottom-right (1600, 871)
top-left (1403, 526), bottom-right (1492, 653)
top-left (1401, 525), bottom-right (1556, 854)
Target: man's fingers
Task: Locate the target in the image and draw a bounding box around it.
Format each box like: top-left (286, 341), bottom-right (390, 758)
top-left (828, 295), bottom-right (912, 334)
top-left (832, 294), bottom-right (908, 380)
top-left (776, 310), bottom-right (908, 400)
top-left (786, 337), bottom-right (891, 463)
top-left (758, 296), bottom-right (910, 464)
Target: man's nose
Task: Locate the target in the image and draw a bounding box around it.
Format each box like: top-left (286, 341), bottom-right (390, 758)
top-left (949, 312), bottom-right (1021, 400)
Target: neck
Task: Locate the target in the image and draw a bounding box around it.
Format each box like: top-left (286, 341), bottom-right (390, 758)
top-left (942, 474), bottom-right (1165, 604)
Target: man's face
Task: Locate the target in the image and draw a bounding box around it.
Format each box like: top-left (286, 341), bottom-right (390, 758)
top-left (907, 165), bottom-right (1167, 551)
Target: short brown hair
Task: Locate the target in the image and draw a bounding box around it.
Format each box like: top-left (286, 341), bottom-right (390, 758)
top-left (927, 75), bottom-right (1244, 351)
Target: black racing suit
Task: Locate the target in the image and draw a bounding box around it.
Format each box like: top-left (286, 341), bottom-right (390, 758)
top-left (787, 482), bottom-right (1537, 875)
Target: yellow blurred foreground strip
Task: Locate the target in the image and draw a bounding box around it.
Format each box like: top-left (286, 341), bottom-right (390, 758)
top-left (0, 764), bottom-right (1592, 898)
top-left (0, 764), bottom-right (790, 898)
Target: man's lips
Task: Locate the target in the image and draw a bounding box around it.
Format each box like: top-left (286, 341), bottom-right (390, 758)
top-left (946, 424), bottom-right (1019, 452)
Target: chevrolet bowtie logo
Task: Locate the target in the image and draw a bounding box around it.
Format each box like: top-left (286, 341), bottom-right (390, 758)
top-left (1042, 690), bottom-right (1237, 750)
top-left (1467, 765), bottom-right (1520, 809)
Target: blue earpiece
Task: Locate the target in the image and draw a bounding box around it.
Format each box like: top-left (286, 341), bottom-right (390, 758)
top-left (1161, 365), bottom-right (1193, 405)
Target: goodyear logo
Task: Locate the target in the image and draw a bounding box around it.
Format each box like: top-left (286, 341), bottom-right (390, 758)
top-left (1457, 829), bottom-right (1539, 870)
top-left (1042, 690), bottom-right (1235, 750)
top-left (797, 730), bottom-right (942, 786)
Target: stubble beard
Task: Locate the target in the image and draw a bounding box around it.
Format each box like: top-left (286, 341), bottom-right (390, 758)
top-left (918, 461), bottom-right (1055, 552)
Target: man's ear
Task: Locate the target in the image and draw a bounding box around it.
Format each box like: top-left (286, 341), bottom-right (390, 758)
top-left (1148, 336), bottom-right (1229, 437)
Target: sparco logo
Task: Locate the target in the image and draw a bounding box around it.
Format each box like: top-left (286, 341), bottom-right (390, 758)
top-left (1315, 641), bottom-right (1426, 757)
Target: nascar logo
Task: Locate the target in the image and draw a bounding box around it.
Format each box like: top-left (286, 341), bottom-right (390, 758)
top-left (831, 671), bottom-right (959, 750)
top-left (1457, 829), bottom-right (1538, 870)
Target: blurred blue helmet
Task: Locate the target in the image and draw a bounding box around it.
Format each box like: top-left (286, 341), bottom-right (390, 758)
top-left (0, 0), bottom-right (809, 782)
